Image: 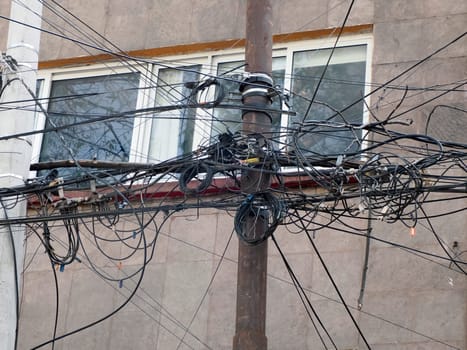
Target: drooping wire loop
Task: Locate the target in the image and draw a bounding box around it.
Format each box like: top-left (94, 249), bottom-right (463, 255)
top-left (234, 191), bottom-right (285, 245)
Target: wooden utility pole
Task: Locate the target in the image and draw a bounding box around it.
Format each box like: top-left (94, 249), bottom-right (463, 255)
top-left (233, 1), bottom-right (273, 349)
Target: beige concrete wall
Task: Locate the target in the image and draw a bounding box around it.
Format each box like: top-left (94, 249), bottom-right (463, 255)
top-left (18, 198), bottom-right (466, 349)
top-left (0, 0), bottom-right (10, 51)
top-left (371, 0), bottom-right (467, 137)
top-left (36, 0), bottom-right (376, 61)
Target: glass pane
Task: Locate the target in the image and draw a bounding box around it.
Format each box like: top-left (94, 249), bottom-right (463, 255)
top-left (212, 57), bottom-right (285, 138)
top-left (149, 65), bottom-right (201, 158)
top-left (291, 45), bottom-right (366, 156)
top-left (36, 79), bottom-right (43, 96)
top-left (40, 73), bottom-right (139, 180)
top-left (41, 73), bottom-right (139, 161)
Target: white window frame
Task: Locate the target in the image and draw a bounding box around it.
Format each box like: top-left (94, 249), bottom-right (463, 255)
top-left (32, 33), bottom-right (373, 171)
top-left (33, 63), bottom-right (148, 167)
top-left (145, 56), bottom-right (208, 162)
top-left (283, 35), bottom-right (373, 154)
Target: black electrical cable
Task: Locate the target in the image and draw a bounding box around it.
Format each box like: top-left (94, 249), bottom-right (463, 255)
top-left (31, 217), bottom-right (148, 349)
top-left (1, 13), bottom-right (465, 348)
top-left (41, 208), bottom-right (80, 267)
top-left (28, 199), bottom-right (463, 350)
top-left (174, 229), bottom-right (235, 350)
top-left (36, 227), bottom-right (207, 350)
top-left (78, 226), bottom-right (150, 283)
top-left (301, 0), bottom-right (356, 122)
top-left (335, 31), bottom-right (467, 118)
top-left (357, 208), bottom-right (372, 310)
top-left (266, 271), bottom-right (462, 350)
top-left (188, 78), bottom-right (225, 108)
top-left (82, 208), bottom-right (157, 258)
top-left (59, 205), bottom-right (217, 348)
top-left (417, 204), bottom-right (466, 275)
top-left (50, 261), bottom-right (59, 350)
top-left (234, 191), bottom-right (284, 244)
top-left (179, 162), bottom-right (214, 194)
top-left (16, 0), bottom-right (249, 144)
top-left (0, 78), bottom-right (20, 99)
top-left (287, 207), bottom-right (467, 267)
top-left (270, 234), bottom-right (338, 349)
top-left (299, 218), bottom-right (373, 349)
top-left (77, 209), bottom-right (174, 284)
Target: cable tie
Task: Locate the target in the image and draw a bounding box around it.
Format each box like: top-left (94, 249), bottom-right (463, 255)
top-left (358, 202), bottom-right (366, 213)
top-left (90, 180), bottom-right (96, 193)
top-left (381, 205), bottom-right (389, 215)
top-left (117, 261), bottom-right (122, 270)
top-left (241, 86), bottom-right (270, 99)
top-left (119, 280), bottom-right (123, 288)
top-left (336, 155), bottom-right (344, 167)
top-left (410, 227), bottom-right (416, 237)
top-left (57, 178), bottom-right (64, 199)
top-left (241, 157), bottom-right (260, 165)
top-left (239, 72), bottom-right (273, 92)
top-left (132, 231), bottom-right (137, 239)
top-left (59, 264), bottom-right (65, 272)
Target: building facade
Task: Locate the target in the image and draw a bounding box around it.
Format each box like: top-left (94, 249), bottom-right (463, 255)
top-left (0, 1), bottom-right (465, 349)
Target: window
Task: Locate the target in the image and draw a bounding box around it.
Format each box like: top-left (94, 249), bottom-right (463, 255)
top-left (148, 65), bottom-right (201, 161)
top-left (34, 34), bottom-right (371, 171)
top-left (40, 73), bottom-right (140, 166)
top-left (290, 45), bottom-right (367, 156)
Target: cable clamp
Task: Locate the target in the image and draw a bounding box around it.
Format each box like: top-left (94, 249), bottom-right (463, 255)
top-left (241, 87), bottom-right (270, 100)
top-left (49, 177), bottom-right (64, 198)
top-left (239, 72), bottom-right (273, 93)
top-left (242, 194), bottom-right (254, 204)
top-left (241, 107), bottom-right (272, 122)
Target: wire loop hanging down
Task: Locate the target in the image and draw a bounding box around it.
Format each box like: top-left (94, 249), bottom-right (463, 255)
top-left (42, 204), bottom-right (81, 266)
top-left (234, 191), bottom-right (285, 245)
top-left (178, 162), bottom-right (214, 194)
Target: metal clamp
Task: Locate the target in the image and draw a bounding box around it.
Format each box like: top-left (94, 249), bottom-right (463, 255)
top-left (239, 72), bottom-right (274, 93)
